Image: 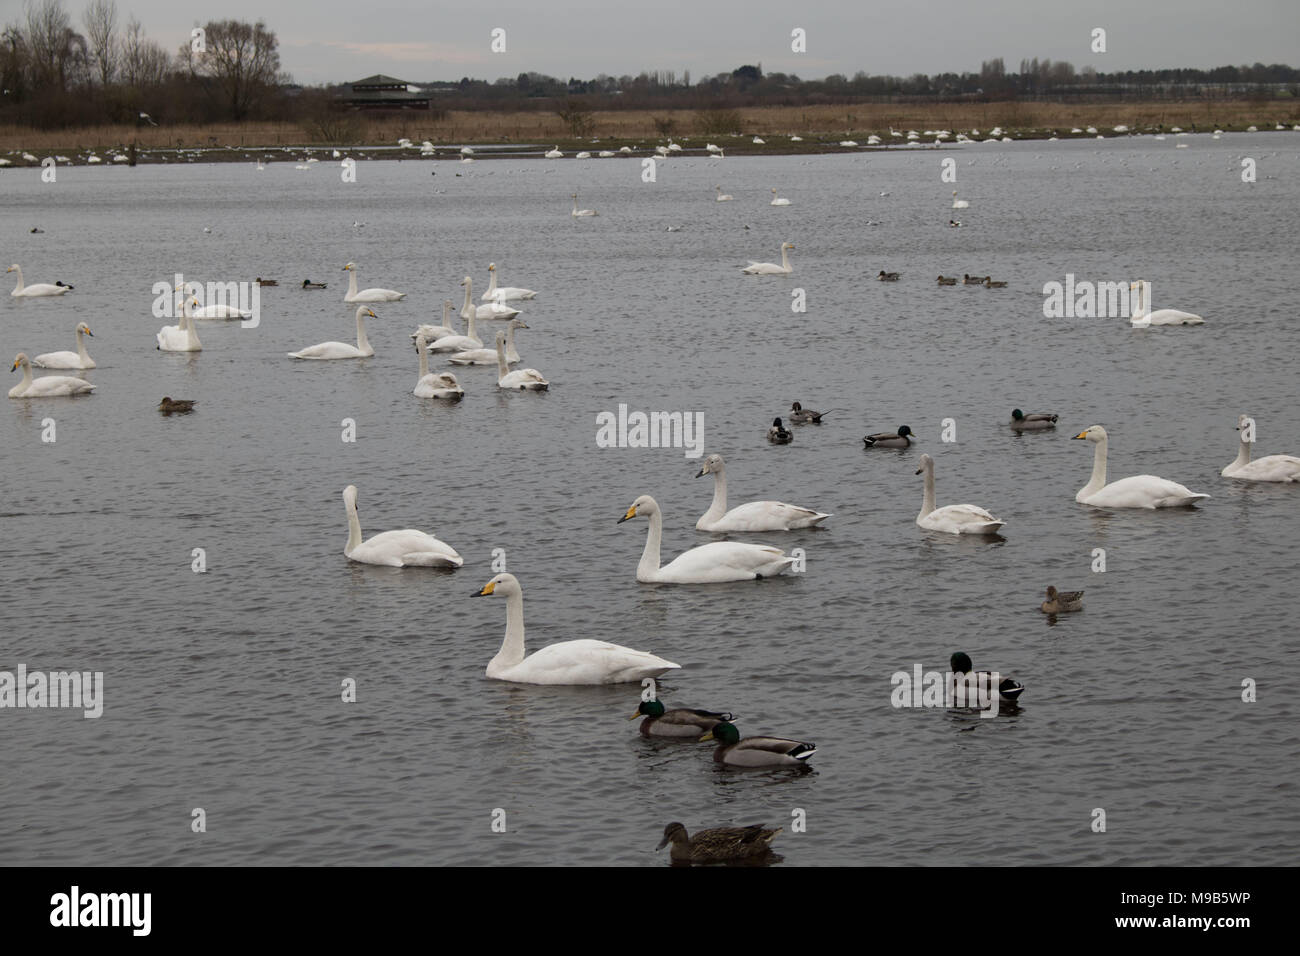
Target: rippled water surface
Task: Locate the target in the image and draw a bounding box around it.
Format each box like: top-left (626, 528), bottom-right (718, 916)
top-left (2, 136), bottom-right (1298, 865)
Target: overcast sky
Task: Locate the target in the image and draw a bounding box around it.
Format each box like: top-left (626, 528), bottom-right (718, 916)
top-left (37, 0), bottom-right (1300, 85)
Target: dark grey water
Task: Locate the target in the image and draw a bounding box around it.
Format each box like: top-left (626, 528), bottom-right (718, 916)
top-left (2, 135), bottom-right (1298, 866)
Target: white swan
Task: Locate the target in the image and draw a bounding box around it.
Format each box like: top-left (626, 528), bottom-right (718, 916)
top-left (619, 495), bottom-right (795, 583)
top-left (1072, 425), bottom-right (1210, 507)
top-left (571, 193), bottom-right (598, 217)
top-left (742, 242), bottom-right (794, 275)
top-left (412, 336), bottom-right (465, 400)
top-left (173, 281), bottom-right (251, 319)
top-left (769, 188), bottom-right (791, 206)
top-left (951, 190), bottom-right (970, 209)
top-left (9, 353), bottom-right (95, 398)
top-left (1221, 414), bottom-right (1300, 482)
top-left (481, 262), bottom-right (538, 302)
top-left (34, 323), bottom-right (95, 369)
top-left (473, 573), bottom-right (679, 684)
top-left (288, 306), bottom-right (375, 359)
top-left (695, 454), bottom-right (830, 531)
top-left (157, 298), bottom-right (203, 351)
top-left (715, 185), bottom-right (733, 202)
top-left (7, 264), bottom-right (71, 297)
top-left (342, 485), bottom-right (462, 567)
top-left (342, 262), bottom-right (405, 302)
top-left (428, 282), bottom-right (483, 351)
top-left (410, 300), bottom-right (459, 342)
top-left (495, 331), bottom-right (548, 390)
top-left (544, 146), bottom-right (563, 158)
top-left (463, 275), bottom-right (519, 319)
top-left (450, 319), bottom-right (525, 365)
top-left (1129, 281), bottom-right (1204, 326)
top-left (915, 454), bottom-right (1004, 535)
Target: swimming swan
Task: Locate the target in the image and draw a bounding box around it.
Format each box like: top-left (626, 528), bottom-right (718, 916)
top-left (915, 453), bottom-right (1004, 534)
top-left (428, 284), bottom-right (483, 351)
top-left (157, 299), bottom-right (203, 351)
top-left (342, 262), bottom-right (405, 302)
top-left (34, 323), bottom-right (95, 368)
top-left (8, 264), bottom-right (71, 297)
top-left (412, 335), bottom-right (464, 400)
top-left (619, 495), bottom-right (796, 583)
top-left (742, 242), bottom-right (794, 275)
top-left (769, 188), bottom-right (791, 206)
top-left (1129, 281), bottom-right (1204, 326)
top-left (411, 300), bottom-right (459, 342)
top-left (482, 263), bottom-right (538, 301)
top-left (451, 319), bottom-right (525, 365)
top-left (571, 193), bottom-right (598, 217)
top-left (1221, 414), bottom-right (1300, 482)
top-left (472, 572), bottom-right (679, 684)
top-left (495, 331), bottom-right (548, 390)
top-left (288, 306), bottom-right (376, 359)
top-left (463, 275), bottom-right (520, 319)
top-left (695, 453), bottom-right (830, 531)
top-left (341, 484), bottom-right (462, 567)
top-left (1072, 425), bottom-right (1210, 507)
top-left (9, 353), bottom-right (95, 398)
top-left (173, 281), bottom-right (251, 319)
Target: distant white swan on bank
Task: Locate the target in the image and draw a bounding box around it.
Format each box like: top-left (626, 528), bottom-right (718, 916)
top-left (34, 322), bottom-right (95, 369)
top-left (695, 453), bottom-right (831, 531)
top-left (1221, 414), bottom-right (1300, 482)
top-left (915, 453), bottom-right (1004, 535)
top-left (8, 264), bottom-right (71, 297)
top-left (342, 484), bottom-right (462, 567)
top-left (288, 306), bottom-right (375, 359)
top-left (473, 573), bottom-right (679, 684)
top-left (9, 353), bottom-right (95, 398)
top-left (1072, 425), bottom-right (1210, 507)
top-left (342, 262), bottom-right (405, 302)
top-left (742, 242), bottom-right (794, 275)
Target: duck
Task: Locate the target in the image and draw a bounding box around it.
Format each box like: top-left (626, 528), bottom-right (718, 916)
top-left (288, 306), bottom-right (375, 359)
top-left (962, 274), bottom-right (988, 285)
top-left (767, 418), bottom-right (793, 444)
top-left (788, 401), bottom-right (829, 424)
top-left (411, 335), bottom-right (465, 400)
top-left (158, 397), bottom-right (197, 414)
top-left (715, 186), bottom-right (733, 202)
top-left (410, 301), bottom-right (459, 343)
top-left (769, 188), bottom-right (791, 205)
top-left (571, 193), bottom-right (598, 217)
top-left (951, 190), bottom-right (970, 209)
top-left (864, 425), bottom-right (916, 449)
top-left (301, 279), bottom-right (327, 289)
top-left (1129, 281), bottom-right (1204, 326)
top-left (8, 264), bottom-right (72, 297)
top-left (1010, 409), bottom-right (1058, 430)
top-left (1222, 414), bottom-right (1300, 482)
top-left (657, 822), bottom-right (781, 863)
top-left (255, 277), bottom-right (277, 286)
top-left (914, 454), bottom-right (1004, 534)
top-left (631, 700), bottom-right (735, 738)
top-left (450, 319), bottom-right (526, 365)
top-left (1072, 425), bottom-right (1210, 508)
top-left (1040, 586), bottom-right (1083, 614)
top-left (33, 323), bottom-right (95, 369)
top-left (983, 278), bottom-right (1008, 288)
top-left (481, 262), bottom-right (538, 302)
top-left (494, 331), bottom-right (548, 390)
top-left (473, 573), bottom-right (679, 684)
top-left (877, 270), bottom-right (901, 281)
top-left (9, 353), bottom-right (96, 398)
top-left (342, 262), bottom-right (405, 302)
top-left (341, 484), bottom-right (462, 567)
top-left (742, 242), bottom-right (794, 275)
top-left (157, 298), bottom-right (203, 351)
top-left (937, 275), bottom-right (958, 285)
top-left (699, 721), bottom-right (815, 767)
top-left (694, 453), bottom-right (831, 532)
top-left (619, 495), bottom-right (796, 583)
top-left (949, 652), bottom-right (1023, 704)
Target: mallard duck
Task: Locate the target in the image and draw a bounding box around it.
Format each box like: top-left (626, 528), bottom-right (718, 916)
top-left (984, 278), bottom-right (1008, 288)
top-left (255, 277), bottom-right (277, 286)
top-left (937, 275), bottom-right (957, 285)
top-left (950, 652), bottom-right (1023, 704)
top-left (1010, 409), bottom-right (1058, 431)
top-left (158, 397), bottom-right (196, 414)
top-left (699, 721), bottom-right (816, 767)
top-left (962, 274), bottom-right (987, 285)
top-left (631, 700), bottom-right (736, 738)
top-left (1041, 585), bottom-right (1083, 614)
top-left (767, 418), bottom-right (793, 444)
top-left (789, 401), bottom-right (829, 424)
top-left (877, 270), bottom-right (901, 281)
top-left (301, 279), bottom-right (327, 289)
top-left (657, 822), bottom-right (781, 863)
top-left (863, 425), bottom-right (915, 448)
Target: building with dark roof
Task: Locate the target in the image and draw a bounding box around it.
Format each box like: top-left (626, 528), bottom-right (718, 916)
top-left (341, 75), bottom-right (430, 110)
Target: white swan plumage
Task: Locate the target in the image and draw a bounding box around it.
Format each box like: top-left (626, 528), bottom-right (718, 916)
top-left (342, 484), bottom-right (462, 567)
top-left (410, 300), bottom-right (459, 342)
top-left (695, 453), bottom-right (831, 531)
top-left (173, 281), bottom-right (251, 319)
top-left (1129, 281), bottom-right (1204, 326)
top-left (742, 242), bottom-right (794, 275)
top-left (494, 331), bottom-right (547, 390)
top-left (34, 323), bottom-right (95, 369)
top-left (8, 264), bottom-right (71, 297)
top-left (715, 185), bottom-right (733, 201)
top-left (473, 573), bottom-right (679, 684)
top-left (1072, 425), bottom-right (1210, 507)
top-left (157, 298), bottom-right (203, 351)
top-left (1221, 414), bottom-right (1300, 482)
top-left (951, 190), bottom-right (970, 209)
top-left (428, 281), bottom-right (483, 351)
top-left (915, 453), bottom-right (1004, 535)
top-left (769, 188), bottom-right (791, 206)
top-left (342, 262), bottom-right (405, 302)
top-left (412, 335), bottom-right (465, 400)
top-left (450, 319), bottom-right (525, 365)
top-left (619, 495), bottom-right (796, 583)
top-left (481, 262), bottom-right (538, 301)
top-left (288, 306), bottom-right (375, 359)
top-left (9, 353), bottom-right (95, 398)
top-left (571, 193), bottom-right (598, 217)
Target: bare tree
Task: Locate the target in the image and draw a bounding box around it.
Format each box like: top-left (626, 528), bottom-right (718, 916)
top-left (120, 16), bottom-right (166, 87)
top-left (82, 0), bottom-right (116, 87)
top-left (185, 19), bottom-right (280, 120)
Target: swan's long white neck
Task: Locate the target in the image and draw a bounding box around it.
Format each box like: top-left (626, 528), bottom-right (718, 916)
top-left (638, 508), bottom-right (663, 578)
top-left (1130, 283), bottom-right (1150, 319)
top-left (919, 465), bottom-right (936, 519)
top-left (1081, 438), bottom-right (1109, 497)
top-left (1232, 435), bottom-right (1252, 468)
top-left (347, 270), bottom-right (359, 297)
top-left (76, 329), bottom-right (90, 361)
top-left (355, 311), bottom-right (371, 352)
top-left (443, 301), bottom-right (454, 328)
top-left (701, 468), bottom-right (728, 523)
top-left (504, 324), bottom-right (520, 362)
top-left (495, 336), bottom-right (508, 377)
top-left (18, 360), bottom-right (32, 388)
top-left (11, 267), bottom-right (24, 292)
top-left (344, 498), bottom-right (363, 554)
top-left (486, 269), bottom-right (498, 296)
top-left (490, 589), bottom-right (527, 669)
top-left (416, 339), bottom-right (430, 379)
top-left (781, 246), bottom-right (790, 270)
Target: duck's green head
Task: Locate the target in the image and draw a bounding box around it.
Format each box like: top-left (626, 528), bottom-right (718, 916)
top-left (1012, 409), bottom-right (1025, 421)
top-left (631, 699), bottom-right (666, 720)
top-left (898, 425), bottom-right (914, 437)
top-left (950, 652), bottom-right (973, 674)
top-left (700, 721), bottom-right (740, 744)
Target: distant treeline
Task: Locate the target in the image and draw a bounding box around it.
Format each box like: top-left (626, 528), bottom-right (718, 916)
top-left (3, 0), bottom-right (1297, 130)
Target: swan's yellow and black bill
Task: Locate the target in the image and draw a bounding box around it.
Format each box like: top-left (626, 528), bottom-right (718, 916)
top-left (1072, 431), bottom-right (1088, 440)
top-left (472, 581), bottom-right (496, 597)
top-left (617, 505), bottom-right (637, 523)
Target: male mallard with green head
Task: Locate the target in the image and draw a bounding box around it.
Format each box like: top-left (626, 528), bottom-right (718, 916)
top-left (631, 700), bottom-right (736, 738)
top-left (863, 425), bottom-right (915, 448)
top-left (699, 721), bottom-right (815, 767)
top-left (1010, 409), bottom-right (1058, 431)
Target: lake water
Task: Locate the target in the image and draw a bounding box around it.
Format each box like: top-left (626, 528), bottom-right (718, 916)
top-left (2, 135), bottom-right (1297, 866)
